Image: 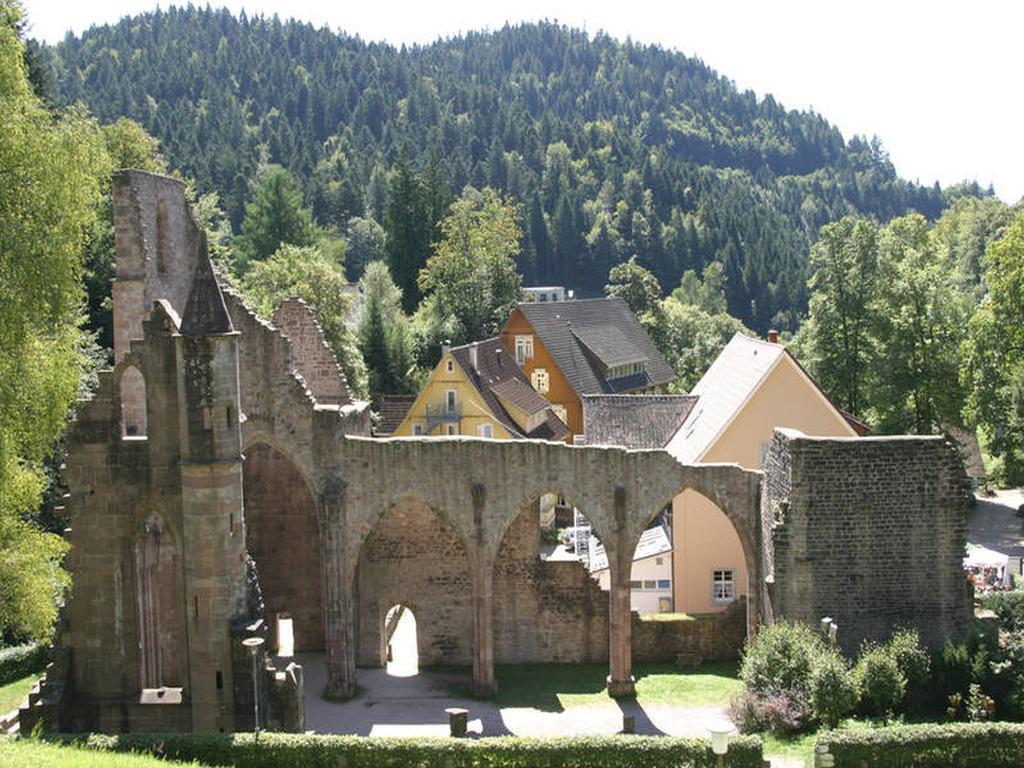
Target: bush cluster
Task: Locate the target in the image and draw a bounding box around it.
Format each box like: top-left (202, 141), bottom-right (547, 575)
top-left (0, 644), bottom-right (47, 686)
top-left (731, 624), bottom-right (933, 734)
top-left (53, 733), bottom-right (765, 768)
top-left (818, 721), bottom-right (1024, 767)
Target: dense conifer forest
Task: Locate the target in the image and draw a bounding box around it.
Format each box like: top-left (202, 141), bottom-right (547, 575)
top-left (41, 6), bottom-right (969, 331)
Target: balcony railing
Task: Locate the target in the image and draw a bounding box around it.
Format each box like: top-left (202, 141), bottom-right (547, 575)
top-left (425, 402), bottom-right (461, 430)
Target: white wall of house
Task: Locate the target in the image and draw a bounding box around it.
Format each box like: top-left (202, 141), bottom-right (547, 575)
top-left (595, 553), bottom-right (673, 614)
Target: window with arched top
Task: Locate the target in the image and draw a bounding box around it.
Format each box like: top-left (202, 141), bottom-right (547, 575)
top-left (119, 364), bottom-right (147, 438)
top-left (156, 199), bottom-right (170, 273)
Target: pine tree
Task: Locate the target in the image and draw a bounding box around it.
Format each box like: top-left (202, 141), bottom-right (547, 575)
top-left (236, 165), bottom-right (316, 269)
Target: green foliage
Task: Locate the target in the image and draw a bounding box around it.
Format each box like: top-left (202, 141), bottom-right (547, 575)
top-left (654, 294), bottom-right (751, 393)
top-left (885, 629), bottom-right (931, 688)
top-left (740, 621), bottom-right (826, 698)
top-left (358, 261), bottom-right (415, 402)
top-left (236, 165), bottom-right (317, 269)
top-left (240, 245), bottom-right (367, 398)
top-left (962, 211), bottom-right (1024, 485)
top-left (52, 732), bottom-right (765, 768)
top-left (818, 721), bottom-right (1024, 768)
top-left (809, 651), bottom-right (859, 728)
top-left (981, 591), bottom-right (1024, 629)
top-left (605, 256), bottom-right (663, 317)
top-left (0, 642), bottom-right (46, 685)
top-left (0, 0), bottom-right (109, 643)
top-left (45, 9), bottom-right (955, 332)
top-left (345, 216), bottom-right (386, 281)
top-left (417, 189), bottom-right (523, 344)
top-left (855, 648), bottom-right (906, 718)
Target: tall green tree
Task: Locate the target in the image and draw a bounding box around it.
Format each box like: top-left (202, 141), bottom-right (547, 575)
top-left (605, 256), bottom-right (662, 317)
top-left (418, 189), bottom-right (523, 343)
top-left (798, 217), bottom-right (880, 418)
top-left (385, 145), bottom-right (432, 313)
top-left (870, 214), bottom-right (971, 433)
top-left (236, 164), bottom-right (317, 269)
top-left (0, 0), bottom-right (110, 641)
top-left (240, 244), bottom-right (368, 398)
top-left (358, 260), bottom-right (415, 402)
top-left (344, 216), bottom-right (386, 282)
top-left (963, 211), bottom-right (1024, 484)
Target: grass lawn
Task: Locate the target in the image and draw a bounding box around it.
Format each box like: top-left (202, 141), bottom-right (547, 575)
top-left (0, 674), bottom-right (39, 714)
top-left (0, 738), bottom-right (203, 767)
top-left (459, 661), bottom-right (743, 711)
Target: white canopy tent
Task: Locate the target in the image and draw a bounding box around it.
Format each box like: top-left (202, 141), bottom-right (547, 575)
top-left (965, 543), bottom-right (1013, 589)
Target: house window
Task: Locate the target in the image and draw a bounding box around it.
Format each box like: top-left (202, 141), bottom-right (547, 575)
top-left (643, 580), bottom-right (657, 589)
top-left (446, 389), bottom-right (457, 414)
top-left (759, 441), bottom-right (769, 467)
top-left (712, 569), bottom-right (735, 603)
top-left (629, 580), bottom-right (642, 589)
top-left (655, 557), bottom-right (663, 566)
top-left (657, 579), bottom-right (671, 589)
top-left (413, 423), bottom-right (424, 436)
top-left (608, 362), bottom-right (645, 380)
top-left (515, 335), bottom-right (534, 365)
top-left (477, 423), bottom-right (493, 438)
top-left (531, 367), bottom-right (550, 394)
top-left (446, 424), bottom-right (457, 436)
top-left (551, 404), bottom-right (567, 425)
top-left (446, 359), bottom-right (454, 373)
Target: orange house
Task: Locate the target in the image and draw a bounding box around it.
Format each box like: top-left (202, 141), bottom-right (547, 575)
top-left (499, 297), bottom-right (676, 438)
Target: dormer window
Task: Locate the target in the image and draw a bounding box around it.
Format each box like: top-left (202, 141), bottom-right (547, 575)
top-left (607, 361), bottom-right (645, 380)
top-left (515, 335), bottom-right (533, 365)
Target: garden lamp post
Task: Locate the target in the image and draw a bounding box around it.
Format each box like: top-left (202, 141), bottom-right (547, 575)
top-left (242, 636), bottom-right (265, 738)
top-left (706, 718), bottom-right (735, 768)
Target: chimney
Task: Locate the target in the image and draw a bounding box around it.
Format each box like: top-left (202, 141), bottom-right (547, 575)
top-left (441, 339), bottom-right (451, 358)
top-left (767, 329), bottom-right (779, 344)
top-left (469, 343), bottom-right (478, 372)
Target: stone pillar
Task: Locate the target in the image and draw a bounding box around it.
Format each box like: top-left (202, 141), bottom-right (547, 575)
top-left (470, 483), bottom-right (496, 695)
top-left (607, 486), bottom-right (635, 697)
top-left (319, 477), bottom-right (356, 699)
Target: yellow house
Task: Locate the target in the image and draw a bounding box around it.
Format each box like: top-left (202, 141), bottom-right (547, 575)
top-left (665, 332), bottom-right (861, 613)
top-left (582, 332), bottom-right (862, 615)
top-left (393, 337), bottom-right (570, 441)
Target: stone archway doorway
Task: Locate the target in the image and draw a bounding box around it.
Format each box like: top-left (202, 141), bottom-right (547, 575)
top-left (384, 605), bottom-right (419, 677)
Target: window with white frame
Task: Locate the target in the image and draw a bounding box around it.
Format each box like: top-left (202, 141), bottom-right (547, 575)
top-left (446, 389), bottom-right (457, 414)
top-left (531, 367), bottom-right (550, 394)
top-left (712, 569), bottom-right (735, 603)
top-left (413, 423), bottom-right (424, 436)
top-left (477, 423), bottom-right (493, 438)
top-left (515, 335), bottom-right (534, 365)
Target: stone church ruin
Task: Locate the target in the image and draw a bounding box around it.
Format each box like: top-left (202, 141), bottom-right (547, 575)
top-left (20, 171), bottom-right (974, 733)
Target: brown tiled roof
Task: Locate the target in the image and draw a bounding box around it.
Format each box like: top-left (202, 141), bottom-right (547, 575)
top-left (582, 395), bottom-right (699, 449)
top-left (451, 337), bottom-right (569, 442)
top-left (377, 394), bottom-right (416, 436)
top-left (946, 424), bottom-right (986, 479)
top-left (515, 297), bottom-right (676, 395)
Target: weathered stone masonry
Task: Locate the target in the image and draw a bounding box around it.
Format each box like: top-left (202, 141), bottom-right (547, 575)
top-left (24, 171), bottom-right (973, 734)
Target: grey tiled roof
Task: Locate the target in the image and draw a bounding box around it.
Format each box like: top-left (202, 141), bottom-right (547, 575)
top-left (582, 395), bottom-right (699, 449)
top-left (589, 523), bottom-right (672, 574)
top-left (516, 297), bottom-right (675, 395)
top-left (490, 378), bottom-right (549, 416)
top-left (377, 394), bottom-right (416, 436)
top-left (452, 337), bottom-right (570, 442)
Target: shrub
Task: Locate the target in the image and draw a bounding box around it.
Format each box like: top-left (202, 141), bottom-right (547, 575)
top-left (810, 651), bottom-right (858, 728)
top-left (740, 621), bottom-right (825, 697)
top-left (818, 721), bottom-right (1024, 767)
top-left (51, 733), bottom-right (765, 768)
top-left (0, 643), bottom-right (47, 686)
top-left (728, 689), bottom-right (811, 736)
top-left (856, 648), bottom-right (906, 717)
top-left (886, 629), bottom-right (930, 686)
top-left (982, 591), bottom-right (1024, 629)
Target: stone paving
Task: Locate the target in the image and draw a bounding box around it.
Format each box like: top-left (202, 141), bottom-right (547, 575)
top-left (968, 489), bottom-right (1024, 561)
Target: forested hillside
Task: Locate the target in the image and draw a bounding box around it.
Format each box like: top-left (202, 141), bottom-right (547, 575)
top-left (43, 6), bottom-right (962, 331)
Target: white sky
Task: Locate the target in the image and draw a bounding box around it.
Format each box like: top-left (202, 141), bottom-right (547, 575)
top-left (21, 0), bottom-right (1024, 202)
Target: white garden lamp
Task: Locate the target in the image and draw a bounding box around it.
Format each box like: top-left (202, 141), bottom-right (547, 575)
top-left (706, 718), bottom-right (735, 766)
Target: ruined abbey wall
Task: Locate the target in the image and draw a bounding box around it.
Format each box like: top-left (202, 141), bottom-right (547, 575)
top-left (762, 428), bottom-right (973, 654)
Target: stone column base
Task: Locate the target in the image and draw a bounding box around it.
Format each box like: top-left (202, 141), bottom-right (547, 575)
top-left (471, 679), bottom-right (498, 697)
top-left (607, 675), bottom-right (635, 698)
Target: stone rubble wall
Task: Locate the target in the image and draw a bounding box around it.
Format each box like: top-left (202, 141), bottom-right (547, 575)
top-left (762, 428), bottom-right (973, 654)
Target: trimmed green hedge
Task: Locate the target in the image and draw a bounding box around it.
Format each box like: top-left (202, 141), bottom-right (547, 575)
top-left (54, 732), bottom-right (763, 768)
top-left (0, 644), bottom-right (47, 686)
top-left (819, 722), bottom-right (1024, 767)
